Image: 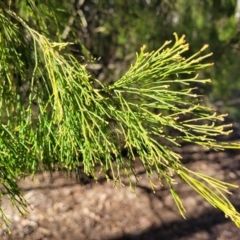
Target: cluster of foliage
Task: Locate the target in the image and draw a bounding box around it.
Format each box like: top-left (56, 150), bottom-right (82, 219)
top-left (73, 0), bottom-right (240, 120)
top-left (0, 0), bottom-right (240, 230)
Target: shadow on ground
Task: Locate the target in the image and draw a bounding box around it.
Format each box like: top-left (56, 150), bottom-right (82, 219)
top-left (1, 141), bottom-right (240, 240)
top-left (109, 203), bottom-right (240, 240)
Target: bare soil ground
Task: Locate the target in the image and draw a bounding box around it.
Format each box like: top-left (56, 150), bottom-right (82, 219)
top-left (1, 145), bottom-right (240, 240)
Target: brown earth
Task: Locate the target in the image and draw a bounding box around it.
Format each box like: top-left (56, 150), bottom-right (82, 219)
top-left (1, 145), bottom-right (240, 240)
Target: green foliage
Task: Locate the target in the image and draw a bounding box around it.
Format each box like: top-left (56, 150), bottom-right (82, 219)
top-left (77, 0), bottom-right (240, 120)
top-left (1, 0), bottom-right (240, 230)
